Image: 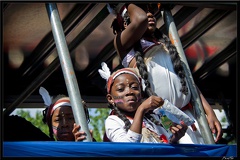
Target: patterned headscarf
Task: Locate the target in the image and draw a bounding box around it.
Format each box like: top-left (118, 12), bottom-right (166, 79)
top-left (98, 62), bottom-right (141, 93)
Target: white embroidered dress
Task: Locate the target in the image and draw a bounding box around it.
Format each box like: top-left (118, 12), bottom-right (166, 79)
top-left (122, 39), bottom-right (205, 144)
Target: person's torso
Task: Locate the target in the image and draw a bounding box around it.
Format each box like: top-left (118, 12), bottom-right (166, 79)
top-left (122, 39), bottom-right (191, 108)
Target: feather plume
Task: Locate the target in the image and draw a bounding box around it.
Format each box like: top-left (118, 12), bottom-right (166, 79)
top-left (98, 62), bottom-right (111, 81)
top-left (39, 87), bottom-right (52, 107)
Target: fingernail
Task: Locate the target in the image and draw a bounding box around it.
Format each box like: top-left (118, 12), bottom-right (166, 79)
top-left (180, 121), bottom-right (184, 125)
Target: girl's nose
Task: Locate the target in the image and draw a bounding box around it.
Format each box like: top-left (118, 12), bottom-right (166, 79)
top-left (62, 118), bottom-right (68, 127)
top-left (147, 12), bottom-right (154, 17)
top-left (126, 87), bottom-right (133, 95)
top-left (61, 112), bottom-right (69, 127)
top-left (61, 121), bottom-right (69, 128)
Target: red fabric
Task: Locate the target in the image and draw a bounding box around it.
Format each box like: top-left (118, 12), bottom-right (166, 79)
top-left (160, 134), bottom-right (168, 143)
top-left (181, 102), bottom-right (193, 111)
top-left (191, 124), bottom-right (197, 131)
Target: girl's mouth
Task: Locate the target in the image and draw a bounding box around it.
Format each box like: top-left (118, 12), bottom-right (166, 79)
top-left (149, 21), bottom-right (155, 25)
top-left (127, 98), bottom-right (136, 103)
top-left (148, 18), bottom-right (156, 25)
top-left (61, 132), bottom-right (71, 136)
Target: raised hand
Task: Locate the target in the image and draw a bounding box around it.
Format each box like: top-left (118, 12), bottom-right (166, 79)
top-left (140, 95), bottom-right (164, 113)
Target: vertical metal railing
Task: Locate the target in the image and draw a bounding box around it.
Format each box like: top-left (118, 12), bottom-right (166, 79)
top-left (161, 7), bottom-right (215, 144)
top-left (45, 3), bottom-right (92, 142)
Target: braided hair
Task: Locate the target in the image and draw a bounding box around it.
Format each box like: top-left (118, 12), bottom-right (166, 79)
top-left (153, 28), bottom-right (188, 95)
top-left (132, 8), bottom-right (189, 124)
top-left (110, 4), bottom-right (189, 129)
top-left (111, 4), bottom-right (188, 95)
top-left (109, 4), bottom-right (162, 129)
top-left (108, 103), bottom-right (132, 131)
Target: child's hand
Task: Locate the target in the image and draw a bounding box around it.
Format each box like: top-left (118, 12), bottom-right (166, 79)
top-left (169, 121), bottom-right (188, 143)
top-left (140, 95), bottom-right (164, 113)
top-left (72, 123), bottom-right (87, 142)
top-left (72, 123), bottom-right (94, 142)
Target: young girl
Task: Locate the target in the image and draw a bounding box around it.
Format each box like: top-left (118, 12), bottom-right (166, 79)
top-left (108, 3), bottom-right (222, 144)
top-left (98, 62), bottom-right (188, 143)
top-left (39, 87), bottom-right (94, 141)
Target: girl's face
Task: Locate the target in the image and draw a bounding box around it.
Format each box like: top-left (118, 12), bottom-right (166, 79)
top-left (146, 12), bottom-right (157, 34)
top-left (51, 106), bottom-right (75, 141)
top-left (107, 73), bottom-right (142, 113)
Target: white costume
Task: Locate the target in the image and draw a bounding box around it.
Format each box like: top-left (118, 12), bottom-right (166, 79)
top-left (122, 39), bottom-right (205, 144)
top-left (105, 113), bottom-right (172, 143)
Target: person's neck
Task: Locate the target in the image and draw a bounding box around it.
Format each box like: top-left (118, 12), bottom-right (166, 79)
top-left (119, 109), bottom-right (135, 119)
top-left (143, 36), bottom-right (159, 44)
top-left (125, 112), bottom-right (135, 119)
top-left (143, 33), bottom-right (157, 41)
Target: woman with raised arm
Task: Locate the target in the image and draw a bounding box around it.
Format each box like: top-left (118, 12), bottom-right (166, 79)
top-left (108, 3), bottom-right (222, 144)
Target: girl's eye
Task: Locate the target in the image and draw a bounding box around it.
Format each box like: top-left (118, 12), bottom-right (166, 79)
top-left (132, 86), bottom-right (138, 89)
top-left (131, 84), bottom-right (139, 90)
top-left (116, 87), bottom-right (124, 92)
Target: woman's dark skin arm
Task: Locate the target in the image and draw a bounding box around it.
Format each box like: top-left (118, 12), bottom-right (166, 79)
top-left (114, 3), bottom-right (148, 60)
top-left (197, 88), bottom-right (223, 142)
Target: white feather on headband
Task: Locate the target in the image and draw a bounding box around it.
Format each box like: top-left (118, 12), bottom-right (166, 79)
top-left (98, 62), bottom-right (111, 81)
top-left (39, 87), bottom-right (52, 107)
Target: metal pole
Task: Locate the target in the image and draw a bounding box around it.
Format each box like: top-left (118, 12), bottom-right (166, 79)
top-left (162, 7), bottom-right (215, 144)
top-left (45, 3), bottom-right (92, 142)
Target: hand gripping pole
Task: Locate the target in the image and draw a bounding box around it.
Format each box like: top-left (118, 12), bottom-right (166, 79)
top-left (45, 3), bottom-right (92, 142)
